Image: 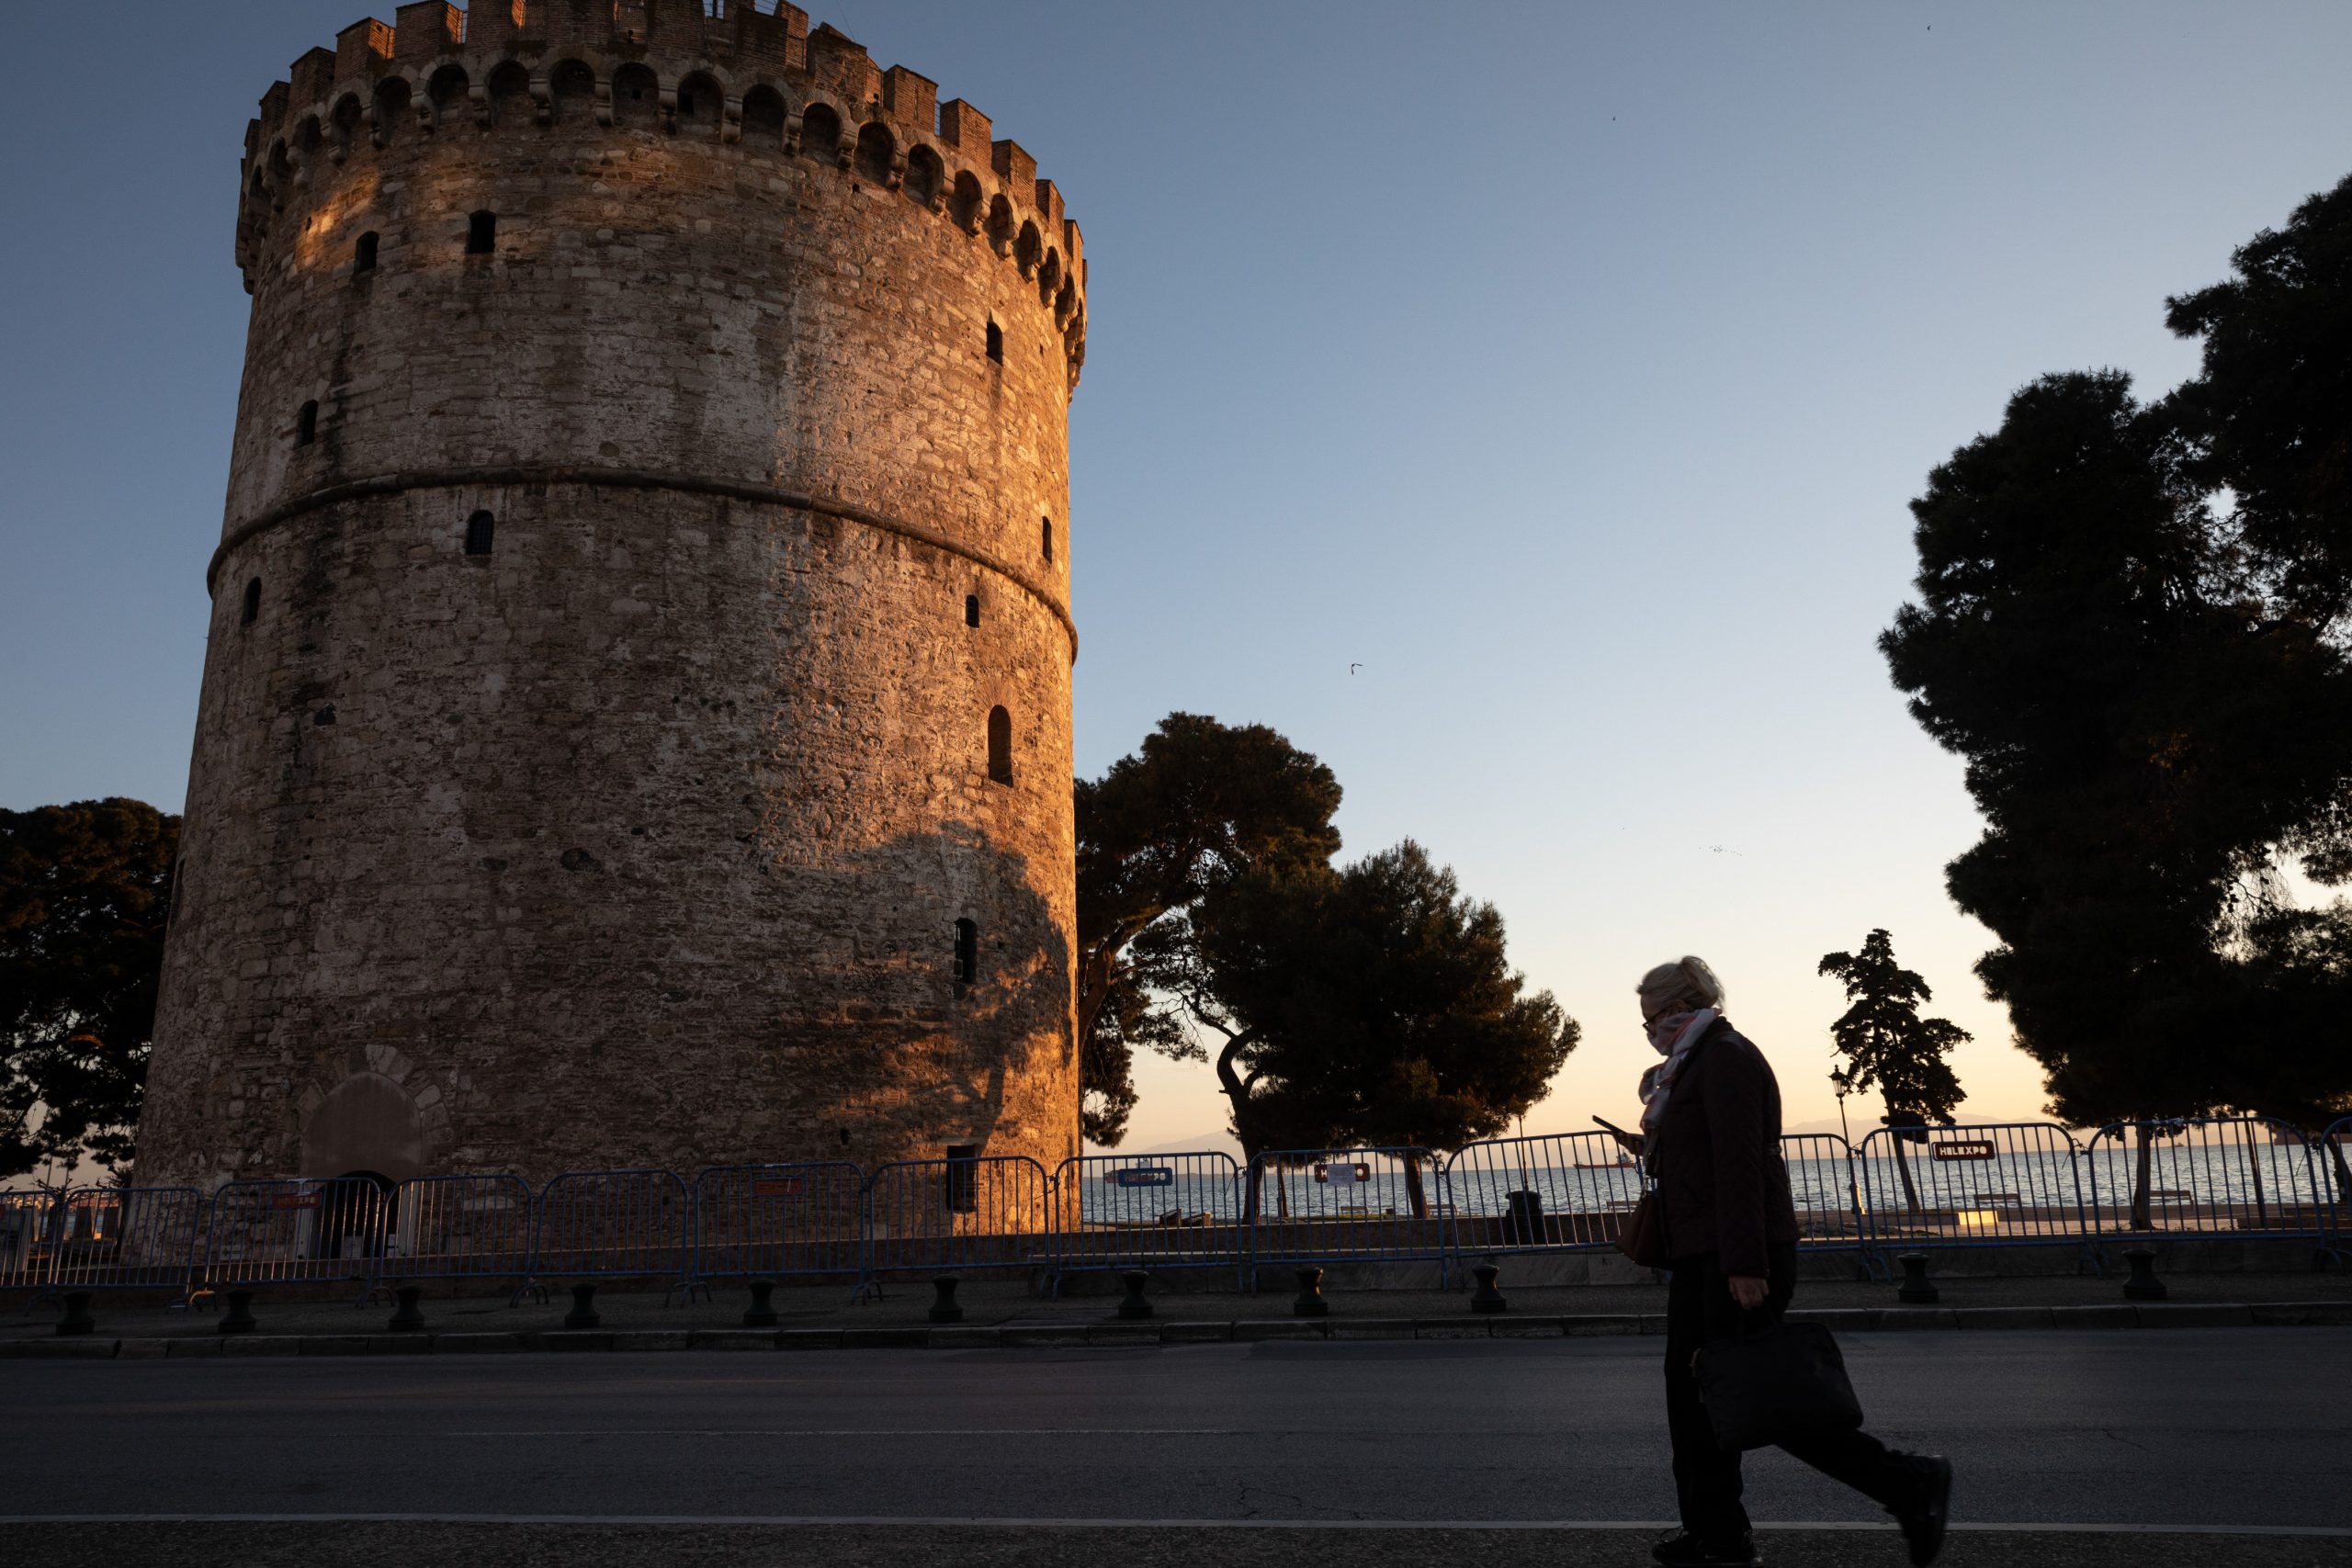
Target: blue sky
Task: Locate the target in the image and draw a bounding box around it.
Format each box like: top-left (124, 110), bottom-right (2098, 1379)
top-left (4, 2), bottom-right (2348, 1150)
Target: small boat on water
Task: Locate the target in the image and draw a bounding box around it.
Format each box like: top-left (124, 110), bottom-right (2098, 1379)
top-left (1570, 1154), bottom-right (1637, 1169)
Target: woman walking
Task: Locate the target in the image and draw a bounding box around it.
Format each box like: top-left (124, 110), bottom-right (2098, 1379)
top-left (1627, 956), bottom-right (1953, 1567)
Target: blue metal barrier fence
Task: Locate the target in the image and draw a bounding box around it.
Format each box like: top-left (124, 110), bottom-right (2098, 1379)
top-left (49, 1186), bottom-right (206, 1297)
top-left (2084, 1119), bottom-right (2331, 1247)
top-left (1051, 1151), bottom-right (1247, 1292)
top-left (533, 1168), bottom-right (694, 1297)
top-left (388, 1174), bottom-right (535, 1288)
top-left (2324, 1120), bottom-right (2352, 1262)
top-left (1245, 1146), bottom-right (1455, 1288)
top-left (9, 1112), bottom-right (2345, 1308)
top-left (692, 1161), bottom-right (867, 1291)
top-left (865, 1154), bottom-right (1054, 1298)
top-left (202, 1177), bottom-right (392, 1300)
top-left (0, 1191), bottom-right (60, 1292)
top-left (1781, 1134), bottom-right (1870, 1258)
top-left (1441, 1133), bottom-right (1645, 1257)
top-left (1853, 1122), bottom-right (2096, 1268)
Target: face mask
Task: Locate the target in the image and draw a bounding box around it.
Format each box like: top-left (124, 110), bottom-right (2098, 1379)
top-left (1645, 1009), bottom-right (1690, 1055)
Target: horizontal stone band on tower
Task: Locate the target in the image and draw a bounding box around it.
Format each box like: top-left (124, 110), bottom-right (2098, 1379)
top-left (206, 467), bottom-right (1080, 660)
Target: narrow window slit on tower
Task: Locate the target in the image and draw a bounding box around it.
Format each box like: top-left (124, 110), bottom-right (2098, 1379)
top-left (465, 511), bottom-right (496, 556)
top-left (986, 320), bottom-right (1003, 362)
top-left (296, 401), bottom-right (318, 446)
top-left (354, 231), bottom-right (379, 274)
top-left (1042, 517), bottom-right (1054, 564)
top-left (987, 706), bottom-right (1014, 785)
top-left (965, 594), bottom-right (980, 627)
top-left (954, 918), bottom-right (978, 985)
top-left (241, 578), bottom-right (261, 626)
top-left (945, 1143), bottom-right (980, 1213)
top-left (467, 210), bottom-right (497, 255)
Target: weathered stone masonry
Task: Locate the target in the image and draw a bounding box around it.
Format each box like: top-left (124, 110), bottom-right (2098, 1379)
top-left (135, 1), bottom-right (1088, 1192)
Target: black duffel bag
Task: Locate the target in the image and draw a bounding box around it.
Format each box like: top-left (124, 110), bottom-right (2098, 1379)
top-left (1695, 1319), bottom-right (1864, 1450)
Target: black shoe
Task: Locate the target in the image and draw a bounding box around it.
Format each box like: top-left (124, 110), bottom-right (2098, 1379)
top-left (1650, 1530), bottom-right (1760, 1566)
top-left (1894, 1454), bottom-right (1953, 1566)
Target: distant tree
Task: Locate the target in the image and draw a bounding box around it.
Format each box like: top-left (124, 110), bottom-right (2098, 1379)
top-left (0, 800), bottom-right (179, 1182)
top-left (1882, 369), bottom-right (2352, 1129)
top-left (1073, 714), bottom-right (1341, 1145)
top-left (1818, 930), bottom-right (1969, 1214)
top-left (1152, 840), bottom-right (1578, 1217)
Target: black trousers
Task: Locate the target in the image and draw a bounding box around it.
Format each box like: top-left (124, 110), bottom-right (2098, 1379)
top-left (1664, 1243), bottom-right (1915, 1543)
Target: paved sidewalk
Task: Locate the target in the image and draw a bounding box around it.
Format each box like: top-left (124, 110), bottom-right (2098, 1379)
top-left (6, 1267), bottom-right (2348, 1355)
top-left (7, 1265), bottom-right (2349, 1341)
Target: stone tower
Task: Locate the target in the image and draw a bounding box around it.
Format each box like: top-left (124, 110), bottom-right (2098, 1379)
top-left (135, 2), bottom-right (1087, 1191)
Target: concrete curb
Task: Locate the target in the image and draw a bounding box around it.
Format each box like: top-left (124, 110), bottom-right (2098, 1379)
top-left (2, 1300), bottom-right (2346, 1359)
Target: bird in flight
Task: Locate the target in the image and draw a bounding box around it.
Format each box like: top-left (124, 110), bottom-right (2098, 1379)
top-left (1350, 663), bottom-right (1363, 675)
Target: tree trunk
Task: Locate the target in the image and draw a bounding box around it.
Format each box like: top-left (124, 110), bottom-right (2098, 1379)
top-left (1893, 1132), bottom-right (1922, 1217)
top-left (2241, 1121), bottom-right (2267, 1228)
top-left (2132, 1122), bottom-right (2153, 1232)
top-left (2328, 1132), bottom-right (2352, 1207)
top-left (1402, 1155), bottom-right (1429, 1221)
top-left (1073, 942), bottom-right (1116, 1067)
top-left (1214, 1029), bottom-right (1263, 1226)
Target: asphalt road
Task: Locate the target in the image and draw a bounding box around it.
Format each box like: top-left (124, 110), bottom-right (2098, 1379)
top-left (6, 1327), bottom-right (2346, 1532)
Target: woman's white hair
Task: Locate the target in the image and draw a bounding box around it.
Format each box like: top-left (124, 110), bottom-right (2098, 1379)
top-left (1638, 954), bottom-right (1725, 1011)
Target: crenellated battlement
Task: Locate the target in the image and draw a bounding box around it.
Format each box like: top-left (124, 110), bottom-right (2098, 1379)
top-left (236, 2), bottom-right (1086, 384)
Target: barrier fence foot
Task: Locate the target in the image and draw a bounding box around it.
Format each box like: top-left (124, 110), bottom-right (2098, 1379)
top-left (743, 1280), bottom-right (780, 1327)
top-left (1293, 1267), bottom-right (1328, 1318)
top-left (563, 1283), bottom-right (601, 1329)
top-left (55, 1292), bottom-right (96, 1337)
top-left (1896, 1252), bottom-right (1939, 1305)
top-left (2122, 1247), bottom-right (2168, 1302)
top-left (1469, 1262), bottom-right (1508, 1314)
top-left (220, 1290), bottom-right (258, 1336)
top-left (928, 1276), bottom-right (965, 1324)
top-left (387, 1285), bottom-right (427, 1333)
top-left (1116, 1270), bottom-right (1153, 1321)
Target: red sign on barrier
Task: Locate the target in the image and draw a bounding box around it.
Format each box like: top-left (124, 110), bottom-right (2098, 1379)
top-left (270, 1194), bottom-right (322, 1210)
top-left (1930, 1142), bottom-right (1997, 1162)
top-left (751, 1178), bottom-right (806, 1198)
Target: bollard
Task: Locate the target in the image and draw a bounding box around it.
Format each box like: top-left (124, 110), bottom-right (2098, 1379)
top-left (563, 1282), bottom-right (601, 1329)
top-left (1116, 1270), bottom-right (1153, 1321)
top-left (387, 1285), bottom-right (427, 1333)
top-left (2122, 1247), bottom-right (2168, 1302)
top-left (928, 1276), bottom-right (965, 1324)
top-left (219, 1290), bottom-right (258, 1336)
top-left (55, 1292), bottom-right (96, 1337)
top-left (1469, 1262), bottom-right (1508, 1314)
top-left (1896, 1252), bottom-right (1939, 1305)
top-left (743, 1280), bottom-right (779, 1328)
top-left (1293, 1266), bottom-right (1329, 1318)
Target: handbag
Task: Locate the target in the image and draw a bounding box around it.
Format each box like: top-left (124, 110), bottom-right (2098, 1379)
top-left (1695, 1317), bottom-right (1865, 1451)
top-left (1614, 1190), bottom-right (1669, 1269)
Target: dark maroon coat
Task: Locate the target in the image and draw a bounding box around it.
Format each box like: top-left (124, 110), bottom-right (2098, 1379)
top-left (1649, 1017), bottom-right (1800, 1276)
